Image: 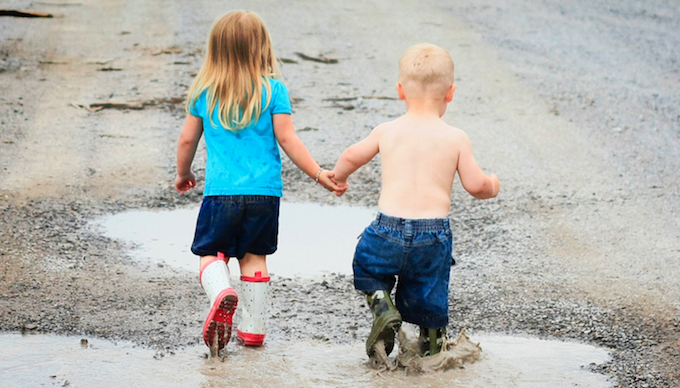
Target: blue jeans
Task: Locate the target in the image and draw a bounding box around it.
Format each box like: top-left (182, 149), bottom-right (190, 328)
top-left (191, 195), bottom-right (280, 260)
top-left (353, 212), bottom-right (453, 328)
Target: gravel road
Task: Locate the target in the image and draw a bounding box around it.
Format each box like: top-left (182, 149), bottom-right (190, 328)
top-left (1, 0), bottom-right (678, 386)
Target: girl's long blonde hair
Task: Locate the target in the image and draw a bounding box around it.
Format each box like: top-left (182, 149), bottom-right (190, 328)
top-left (186, 11), bottom-right (281, 131)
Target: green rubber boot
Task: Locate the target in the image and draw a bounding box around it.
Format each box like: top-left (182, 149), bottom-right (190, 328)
top-left (365, 290), bottom-right (402, 357)
top-left (419, 327), bottom-right (446, 356)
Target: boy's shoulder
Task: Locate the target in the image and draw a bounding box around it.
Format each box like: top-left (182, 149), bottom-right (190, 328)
top-left (445, 122), bottom-right (469, 138)
top-left (377, 115), bottom-right (468, 138)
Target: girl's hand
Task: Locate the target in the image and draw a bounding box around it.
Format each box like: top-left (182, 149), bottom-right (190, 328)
top-left (318, 170), bottom-right (347, 196)
top-left (175, 172), bottom-right (196, 194)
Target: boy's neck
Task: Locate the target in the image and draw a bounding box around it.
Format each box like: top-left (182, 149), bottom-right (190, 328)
top-left (404, 98), bottom-right (448, 118)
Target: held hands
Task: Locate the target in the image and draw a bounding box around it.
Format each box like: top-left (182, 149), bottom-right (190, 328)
top-left (317, 170), bottom-right (348, 196)
top-left (330, 176), bottom-right (348, 195)
top-left (175, 171), bottom-right (196, 194)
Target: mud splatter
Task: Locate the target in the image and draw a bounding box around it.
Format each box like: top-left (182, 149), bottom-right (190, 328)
top-left (368, 339), bottom-right (396, 371)
top-left (369, 326), bottom-right (482, 374)
top-left (210, 330), bottom-right (219, 358)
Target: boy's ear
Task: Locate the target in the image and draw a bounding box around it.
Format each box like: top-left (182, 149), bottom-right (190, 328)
top-left (445, 84), bottom-right (456, 102)
top-left (396, 82), bottom-right (406, 100)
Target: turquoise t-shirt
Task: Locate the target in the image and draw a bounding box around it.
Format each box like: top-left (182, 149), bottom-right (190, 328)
top-left (189, 78), bottom-right (291, 197)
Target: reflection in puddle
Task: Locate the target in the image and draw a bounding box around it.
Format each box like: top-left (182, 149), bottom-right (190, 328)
top-left (92, 202), bottom-right (376, 278)
top-left (0, 333), bottom-right (612, 388)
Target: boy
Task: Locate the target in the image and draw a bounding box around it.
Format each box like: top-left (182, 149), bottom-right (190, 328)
top-left (331, 43), bottom-right (500, 358)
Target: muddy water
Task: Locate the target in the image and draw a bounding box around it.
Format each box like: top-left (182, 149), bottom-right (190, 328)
top-left (81, 204), bottom-right (614, 386)
top-left (92, 202), bottom-right (377, 277)
top-left (0, 332), bottom-right (612, 387)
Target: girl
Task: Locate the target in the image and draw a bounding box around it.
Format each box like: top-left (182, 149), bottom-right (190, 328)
top-left (175, 10), bottom-right (344, 355)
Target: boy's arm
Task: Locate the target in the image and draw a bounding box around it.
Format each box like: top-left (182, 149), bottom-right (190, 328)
top-left (273, 113), bottom-right (345, 195)
top-left (457, 133), bottom-right (500, 199)
top-left (175, 114), bottom-right (203, 194)
top-left (332, 126), bottom-right (382, 186)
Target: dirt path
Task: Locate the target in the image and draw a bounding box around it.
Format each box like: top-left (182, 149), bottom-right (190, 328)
top-left (1, 0), bottom-right (679, 386)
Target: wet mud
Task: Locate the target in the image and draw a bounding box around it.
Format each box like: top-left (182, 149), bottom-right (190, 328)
top-left (369, 327), bottom-right (482, 373)
top-left (397, 328), bottom-right (482, 373)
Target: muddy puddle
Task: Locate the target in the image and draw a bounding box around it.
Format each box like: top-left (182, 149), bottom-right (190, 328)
top-left (92, 202), bottom-right (377, 277)
top-left (80, 203), bottom-right (615, 387)
top-left (0, 331), bottom-right (612, 387)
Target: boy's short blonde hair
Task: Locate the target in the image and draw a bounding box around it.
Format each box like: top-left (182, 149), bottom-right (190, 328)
top-left (398, 43), bottom-right (454, 98)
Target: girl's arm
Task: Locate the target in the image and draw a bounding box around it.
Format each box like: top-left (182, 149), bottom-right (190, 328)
top-left (272, 113), bottom-right (345, 195)
top-left (175, 114), bottom-right (203, 194)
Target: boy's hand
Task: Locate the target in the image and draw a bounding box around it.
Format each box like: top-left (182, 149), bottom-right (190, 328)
top-left (175, 172), bottom-right (196, 194)
top-left (318, 170), bottom-right (347, 196)
top-left (489, 174), bottom-right (500, 197)
top-left (330, 176), bottom-right (348, 195)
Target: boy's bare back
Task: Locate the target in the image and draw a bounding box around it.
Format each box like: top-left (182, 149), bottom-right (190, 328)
top-left (337, 112), bottom-right (496, 219)
top-left (374, 115), bottom-right (462, 218)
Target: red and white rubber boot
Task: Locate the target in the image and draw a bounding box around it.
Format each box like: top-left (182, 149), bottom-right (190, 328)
top-left (199, 252), bottom-right (238, 354)
top-left (236, 271), bottom-right (270, 346)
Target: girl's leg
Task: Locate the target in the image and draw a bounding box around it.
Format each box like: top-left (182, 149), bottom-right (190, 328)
top-left (237, 252), bottom-right (268, 277)
top-left (237, 252), bottom-right (270, 346)
top-left (199, 254), bottom-right (227, 269)
top-left (199, 252), bottom-right (238, 356)
top-left (199, 253), bottom-right (236, 302)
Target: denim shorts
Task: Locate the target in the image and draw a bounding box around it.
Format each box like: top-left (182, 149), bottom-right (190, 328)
top-left (191, 195), bottom-right (280, 260)
top-left (353, 212), bottom-right (453, 328)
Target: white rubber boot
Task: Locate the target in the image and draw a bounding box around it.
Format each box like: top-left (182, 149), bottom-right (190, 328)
top-left (199, 252), bottom-right (238, 353)
top-left (236, 271), bottom-right (270, 346)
